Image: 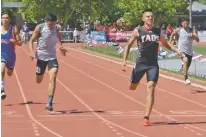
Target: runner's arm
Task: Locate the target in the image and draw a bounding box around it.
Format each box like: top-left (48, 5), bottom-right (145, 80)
top-left (168, 28), bottom-right (179, 43)
top-left (160, 30), bottom-right (178, 53)
top-left (29, 26), bottom-right (40, 55)
top-left (192, 28), bottom-right (199, 42)
top-left (123, 28), bottom-right (138, 62)
top-left (13, 26), bottom-right (22, 46)
top-left (57, 25), bottom-right (63, 48)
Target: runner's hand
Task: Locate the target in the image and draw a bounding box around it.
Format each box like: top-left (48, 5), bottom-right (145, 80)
top-left (29, 53), bottom-right (35, 60)
top-left (122, 60), bottom-right (127, 72)
top-left (59, 46), bottom-right (68, 56)
top-left (176, 50), bottom-right (182, 57)
top-left (171, 47), bottom-right (182, 57)
top-left (9, 38), bottom-right (17, 44)
top-left (189, 33), bottom-right (195, 38)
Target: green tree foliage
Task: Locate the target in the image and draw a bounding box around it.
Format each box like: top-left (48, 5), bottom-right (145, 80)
top-left (6, 0), bottom-right (205, 27)
top-left (116, 0), bottom-right (188, 26)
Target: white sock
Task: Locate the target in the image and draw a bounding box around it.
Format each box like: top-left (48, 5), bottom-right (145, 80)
top-left (1, 81), bottom-right (4, 89)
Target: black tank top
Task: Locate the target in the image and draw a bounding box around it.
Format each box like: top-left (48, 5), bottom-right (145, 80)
top-left (136, 26), bottom-right (161, 65)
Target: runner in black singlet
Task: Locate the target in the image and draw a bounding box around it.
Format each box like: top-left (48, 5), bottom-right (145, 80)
top-left (122, 9), bottom-right (181, 126)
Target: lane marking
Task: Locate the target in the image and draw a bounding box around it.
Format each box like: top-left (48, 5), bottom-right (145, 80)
top-left (55, 78), bottom-right (149, 137)
top-left (169, 110), bottom-right (206, 115)
top-left (58, 59), bottom-right (206, 132)
top-left (65, 51), bottom-right (206, 108)
top-left (69, 48), bottom-right (206, 90)
top-left (21, 47), bottom-right (144, 137)
top-left (14, 69), bottom-right (63, 137)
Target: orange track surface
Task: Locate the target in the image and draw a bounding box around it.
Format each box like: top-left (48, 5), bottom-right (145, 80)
top-left (2, 44), bottom-right (206, 137)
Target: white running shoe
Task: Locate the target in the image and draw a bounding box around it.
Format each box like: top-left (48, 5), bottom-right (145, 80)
top-left (185, 79), bottom-right (191, 85)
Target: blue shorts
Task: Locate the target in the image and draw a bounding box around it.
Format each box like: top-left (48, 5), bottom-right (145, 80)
top-left (1, 53), bottom-right (16, 70)
top-left (130, 62), bottom-right (159, 84)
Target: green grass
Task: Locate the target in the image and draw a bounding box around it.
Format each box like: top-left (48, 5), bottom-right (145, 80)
top-left (161, 45), bottom-right (206, 60)
top-left (83, 45), bottom-right (206, 82)
top-left (83, 45), bottom-right (138, 62)
top-left (160, 68), bottom-right (206, 82)
top-left (193, 45), bottom-right (206, 55)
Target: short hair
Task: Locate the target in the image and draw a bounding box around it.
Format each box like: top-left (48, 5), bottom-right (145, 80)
top-left (142, 9), bottom-right (153, 14)
top-left (44, 13), bottom-right (57, 21)
top-left (1, 11), bottom-right (11, 18)
top-left (181, 17), bottom-right (189, 22)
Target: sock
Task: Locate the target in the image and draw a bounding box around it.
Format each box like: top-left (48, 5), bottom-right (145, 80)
top-left (144, 116), bottom-right (149, 120)
top-left (1, 81), bottom-right (4, 90)
top-left (184, 75), bottom-right (188, 80)
top-left (48, 95), bottom-right (53, 106)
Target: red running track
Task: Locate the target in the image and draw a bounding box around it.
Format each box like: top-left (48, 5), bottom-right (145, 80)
top-left (1, 45), bottom-right (206, 137)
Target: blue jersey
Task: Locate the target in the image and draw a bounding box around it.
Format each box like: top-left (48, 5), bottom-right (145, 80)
top-left (1, 25), bottom-right (16, 69)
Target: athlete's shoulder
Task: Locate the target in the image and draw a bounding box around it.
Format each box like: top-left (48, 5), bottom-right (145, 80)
top-left (37, 23), bottom-right (46, 31)
top-left (134, 26), bottom-right (143, 33)
top-left (37, 23), bottom-right (46, 28)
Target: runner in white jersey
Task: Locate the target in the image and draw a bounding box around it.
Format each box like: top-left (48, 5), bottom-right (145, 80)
top-left (29, 13), bottom-right (68, 111)
top-left (169, 18), bottom-right (199, 84)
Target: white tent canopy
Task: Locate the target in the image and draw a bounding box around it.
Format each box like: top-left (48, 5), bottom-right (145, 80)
top-left (187, 1), bottom-right (206, 12)
top-left (2, 2), bottom-right (25, 8)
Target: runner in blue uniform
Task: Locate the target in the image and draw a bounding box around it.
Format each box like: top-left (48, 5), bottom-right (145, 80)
top-left (1, 11), bottom-right (21, 100)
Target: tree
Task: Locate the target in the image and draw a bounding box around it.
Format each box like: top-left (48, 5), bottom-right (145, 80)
top-left (14, 0), bottom-right (196, 27)
top-left (115, 0), bottom-right (187, 26)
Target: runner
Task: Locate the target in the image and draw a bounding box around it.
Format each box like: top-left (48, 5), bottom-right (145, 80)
top-left (169, 18), bottom-right (199, 84)
top-left (1, 11), bottom-right (22, 100)
top-left (122, 9), bottom-right (181, 126)
top-left (29, 13), bottom-right (68, 111)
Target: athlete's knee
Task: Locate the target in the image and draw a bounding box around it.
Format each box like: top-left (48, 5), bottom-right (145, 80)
top-left (36, 75), bottom-right (44, 83)
top-left (147, 81), bottom-right (156, 93)
top-left (1, 63), bottom-right (6, 79)
top-left (146, 81), bottom-right (156, 102)
top-left (7, 70), bottom-right (13, 76)
top-left (183, 57), bottom-right (188, 64)
top-left (1, 68), bottom-right (5, 75)
top-left (49, 73), bottom-right (57, 81)
top-left (49, 68), bottom-right (58, 81)
top-left (1, 63), bottom-right (6, 73)
top-left (7, 68), bottom-right (13, 76)
top-left (129, 83), bottom-right (139, 90)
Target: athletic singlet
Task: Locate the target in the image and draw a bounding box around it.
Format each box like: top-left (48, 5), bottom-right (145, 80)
top-left (136, 26), bottom-right (161, 65)
top-left (1, 25), bottom-right (15, 55)
top-left (177, 27), bottom-right (193, 56)
top-left (36, 23), bottom-right (59, 61)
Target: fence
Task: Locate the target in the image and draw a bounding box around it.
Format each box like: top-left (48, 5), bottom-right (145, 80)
top-left (60, 31), bottom-right (86, 42)
top-left (59, 30), bottom-right (206, 43)
top-left (29, 30), bottom-right (206, 78)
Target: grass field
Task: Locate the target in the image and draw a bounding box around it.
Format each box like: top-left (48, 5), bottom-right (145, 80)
top-left (192, 45), bottom-right (206, 55)
top-left (83, 45), bottom-right (138, 62)
top-left (83, 45), bottom-right (206, 81)
top-left (161, 45), bottom-right (206, 59)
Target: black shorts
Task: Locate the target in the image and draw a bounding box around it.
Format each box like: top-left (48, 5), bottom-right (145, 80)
top-left (182, 52), bottom-right (192, 68)
top-left (36, 59), bottom-right (59, 75)
top-left (130, 63), bottom-right (159, 84)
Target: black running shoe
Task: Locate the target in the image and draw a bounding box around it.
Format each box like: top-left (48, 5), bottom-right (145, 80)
top-left (1, 90), bottom-right (6, 100)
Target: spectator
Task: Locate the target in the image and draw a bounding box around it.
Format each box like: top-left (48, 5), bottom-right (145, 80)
top-left (73, 28), bottom-right (78, 43)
